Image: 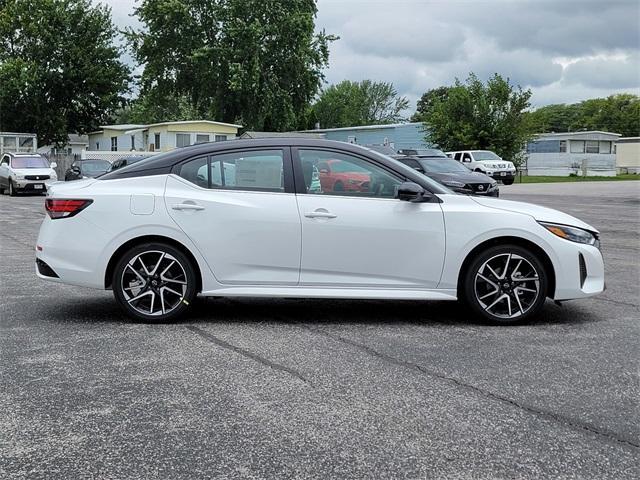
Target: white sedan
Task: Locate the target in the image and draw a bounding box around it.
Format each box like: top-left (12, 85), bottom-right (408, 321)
top-left (35, 139), bottom-right (604, 324)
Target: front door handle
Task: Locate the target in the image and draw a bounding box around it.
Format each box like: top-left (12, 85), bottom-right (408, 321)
top-left (304, 210), bottom-right (337, 219)
top-left (172, 203), bottom-right (205, 211)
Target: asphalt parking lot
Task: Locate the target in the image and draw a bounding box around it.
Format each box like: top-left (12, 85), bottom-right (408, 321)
top-left (1, 181), bottom-right (638, 479)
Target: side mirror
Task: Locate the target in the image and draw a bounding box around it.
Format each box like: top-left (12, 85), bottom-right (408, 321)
top-left (50, 162), bottom-right (57, 168)
top-left (395, 182), bottom-right (430, 202)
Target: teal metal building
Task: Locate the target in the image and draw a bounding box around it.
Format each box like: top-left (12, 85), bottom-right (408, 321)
top-left (302, 122), bottom-right (429, 150)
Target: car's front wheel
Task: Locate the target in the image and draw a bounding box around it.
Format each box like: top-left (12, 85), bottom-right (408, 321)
top-left (112, 243), bottom-right (198, 322)
top-left (462, 244), bottom-right (548, 324)
top-left (503, 178), bottom-right (514, 185)
top-left (8, 180), bottom-right (17, 196)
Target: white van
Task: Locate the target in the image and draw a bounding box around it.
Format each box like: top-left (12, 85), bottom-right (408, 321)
top-left (446, 150), bottom-right (516, 185)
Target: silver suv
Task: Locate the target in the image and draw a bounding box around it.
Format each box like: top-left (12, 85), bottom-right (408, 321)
top-left (0, 153), bottom-right (58, 196)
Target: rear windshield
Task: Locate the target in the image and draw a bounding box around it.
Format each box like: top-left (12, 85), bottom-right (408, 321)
top-left (11, 156), bottom-right (50, 169)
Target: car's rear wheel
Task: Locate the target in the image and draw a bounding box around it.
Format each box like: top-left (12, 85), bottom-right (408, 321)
top-left (0, 183), bottom-right (4, 194)
top-left (462, 244), bottom-right (548, 324)
top-left (112, 243), bottom-right (197, 322)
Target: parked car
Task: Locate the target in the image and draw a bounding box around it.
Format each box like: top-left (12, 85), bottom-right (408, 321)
top-left (397, 148), bottom-right (450, 158)
top-left (0, 153), bottom-right (57, 195)
top-left (65, 159), bottom-right (112, 181)
top-left (396, 156), bottom-right (499, 196)
top-left (36, 138), bottom-right (604, 325)
top-left (109, 155), bottom-right (149, 172)
top-left (446, 150), bottom-right (517, 185)
top-left (317, 159), bottom-right (371, 193)
top-left (365, 144), bottom-right (404, 159)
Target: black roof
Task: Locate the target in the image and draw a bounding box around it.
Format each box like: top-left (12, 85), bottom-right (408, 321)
top-left (99, 138), bottom-right (450, 194)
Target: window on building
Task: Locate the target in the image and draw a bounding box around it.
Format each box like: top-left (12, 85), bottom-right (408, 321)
top-left (110, 137), bottom-right (118, 152)
top-left (96, 142), bottom-right (99, 150)
top-left (154, 133), bottom-right (160, 150)
top-left (570, 140), bottom-right (585, 153)
top-left (196, 134), bottom-right (209, 144)
top-left (19, 137), bottom-right (34, 151)
top-left (131, 135), bottom-right (135, 150)
top-left (347, 136), bottom-right (356, 144)
top-left (176, 133), bottom-right (191, 148)
top-left (599, 141), bottom-right (612, 154)
top-left (585, 140), bottom-right (599, 154)
top-left (559, 140), bottom-right (567, 153)
top-left (214, 135), bottom-right (227, 142)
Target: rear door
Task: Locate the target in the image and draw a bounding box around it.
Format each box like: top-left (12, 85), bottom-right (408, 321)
top-left (165, 147), bottom-right (301, 285)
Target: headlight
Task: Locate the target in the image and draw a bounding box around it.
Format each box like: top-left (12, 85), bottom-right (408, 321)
top-left (539, 222), bottom-right (598, 246)
top-left (15, 174), bottom-right (25, 180)
top-left (489, 181), bottom-right (498, 189)
top-left (443, 180), bottom-right (466, 188)
top-left (485, 171), bottom-right (493, 175)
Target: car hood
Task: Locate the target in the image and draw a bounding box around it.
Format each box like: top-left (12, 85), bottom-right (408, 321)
top-left (12, 168), bottom-right (56, 176)
top-left (427, 171), bottom-right (493, 184)
top-left (470, 196), bottom-right (598, 233)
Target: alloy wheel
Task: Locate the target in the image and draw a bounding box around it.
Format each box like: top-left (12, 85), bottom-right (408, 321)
top-left (473, 253), bottom-right (540, 319)
top-left (120, 250), bottom-right (188, 317)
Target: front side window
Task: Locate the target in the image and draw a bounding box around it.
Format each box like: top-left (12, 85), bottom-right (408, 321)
top-left (462, 153), bottom-right (472, 162)
top-left (178, 150), bottom-right (285, 193)
top-left (299, 149), bottom-right (401, 198)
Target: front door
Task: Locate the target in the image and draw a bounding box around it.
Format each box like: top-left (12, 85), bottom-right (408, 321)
top-left (294, 148), bottom-right (446, 288)
top-left (165, 148), bottom-right (301, 285)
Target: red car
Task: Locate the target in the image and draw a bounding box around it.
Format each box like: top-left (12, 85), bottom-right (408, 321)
top-left (317, 159), bottom-right (371, 193)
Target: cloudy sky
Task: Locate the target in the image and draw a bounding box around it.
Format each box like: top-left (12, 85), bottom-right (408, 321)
top-left (104, 0), bottom-right (640, 110)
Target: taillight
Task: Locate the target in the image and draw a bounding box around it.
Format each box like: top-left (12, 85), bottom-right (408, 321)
top-left (45, 199), bottom-right (93, 219)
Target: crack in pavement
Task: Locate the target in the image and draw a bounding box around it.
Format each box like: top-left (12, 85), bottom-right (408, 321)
top-left (185, 325), bottom-right (312, 386)
top-left (297, 324), bottom-right (640, 451)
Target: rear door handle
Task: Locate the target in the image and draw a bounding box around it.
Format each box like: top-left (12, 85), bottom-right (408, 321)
top-left (304, 210), bottom-right (337, 219)
top-left (172, 203), bottom-right (205, 211)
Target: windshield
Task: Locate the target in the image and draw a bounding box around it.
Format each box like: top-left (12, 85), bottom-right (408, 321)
top-left (81, 160), bottom-right (111, 174)
top-left (420, 159), bottom-right (472, 174)
top-left (365, 145), bottom-right (397, 156)
top-left (414, 149), bottom-right (447, 157)
top-left (472, 151), bottom-right (501, 160)
top-left (11, 156), bottom-right (50, 169)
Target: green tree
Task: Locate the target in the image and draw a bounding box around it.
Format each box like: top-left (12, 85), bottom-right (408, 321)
top-left (526, 94), bottom-right (639, 137)
top-left (424, 73), bottom-right (533, 165)
top-left (411, 86), bottom-right (451, 122)
top-left (128, 0), bottom-right (335, 131)
top-left (0, 0), bottom-right (130, 146)
top-left (312, 80), bottom-right (409, 128)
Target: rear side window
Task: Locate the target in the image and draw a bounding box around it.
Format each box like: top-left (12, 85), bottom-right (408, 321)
top-left (453, 152), bottom-right (462, 161)
top-left (178, 150), bottom-right (285, 193)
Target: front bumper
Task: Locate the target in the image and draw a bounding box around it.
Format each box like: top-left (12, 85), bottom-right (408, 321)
top-left (15, 179), bottom-right (57, 192)
top-left (553, 243), bottom-right (605, 300)
top-left (486, 171), bottom-right (515, 181)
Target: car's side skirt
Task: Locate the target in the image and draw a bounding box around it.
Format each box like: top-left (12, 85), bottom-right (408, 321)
top-left (200, 286), bottom-right (458, 301)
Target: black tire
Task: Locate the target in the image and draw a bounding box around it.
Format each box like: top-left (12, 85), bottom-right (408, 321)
top-left (112, 242), bottom-right (198, 323)
top-left (0, 183), bottom-right (4, 195)
top-left (461, 244), bottom-right (548, 325)
top-left (333, 181), bottom-right (344, 192)
top-left (9, 180), bottom-right (17, 196)
top-left (502, 178), bottom-right (514, 185)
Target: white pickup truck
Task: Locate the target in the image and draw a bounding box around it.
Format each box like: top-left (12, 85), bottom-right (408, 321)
top-left (446, 150), bottom-right (516, 185)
